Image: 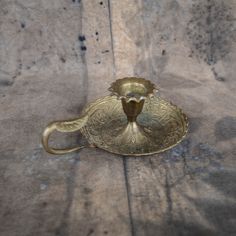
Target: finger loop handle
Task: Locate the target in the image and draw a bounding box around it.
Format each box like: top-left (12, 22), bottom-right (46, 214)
top-left (42, 115), bottom-right (90, 155)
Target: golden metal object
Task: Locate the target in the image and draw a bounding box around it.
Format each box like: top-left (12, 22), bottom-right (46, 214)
top-left (42, 77), bottom-right (188, 156)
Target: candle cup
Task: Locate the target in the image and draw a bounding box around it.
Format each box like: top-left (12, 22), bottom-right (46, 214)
top-left (109, 77), bottom-right (157, 148)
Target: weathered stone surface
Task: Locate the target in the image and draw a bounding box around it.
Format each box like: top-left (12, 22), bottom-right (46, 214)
top-left (0, 0), bottom-right (235, 236)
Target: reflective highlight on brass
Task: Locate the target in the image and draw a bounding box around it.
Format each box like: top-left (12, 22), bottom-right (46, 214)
top-left (42, 77), bottom-right (189, 156)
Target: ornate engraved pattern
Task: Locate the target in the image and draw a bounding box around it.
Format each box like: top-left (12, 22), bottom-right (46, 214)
top-left (56, 115), bottom-right (89, 132)
top-left (80, 96), bottom-right (188, 156)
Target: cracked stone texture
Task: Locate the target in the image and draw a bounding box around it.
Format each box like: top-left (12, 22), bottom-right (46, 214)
top-left (0, 0), bottom-right (236, 236)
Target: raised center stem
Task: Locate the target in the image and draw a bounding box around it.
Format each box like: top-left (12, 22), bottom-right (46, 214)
top-left (121, 99), bottom-right (144, 123)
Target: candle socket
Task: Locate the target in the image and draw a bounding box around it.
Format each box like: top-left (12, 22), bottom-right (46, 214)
top-left (109, 77), bottom-right (156, 149)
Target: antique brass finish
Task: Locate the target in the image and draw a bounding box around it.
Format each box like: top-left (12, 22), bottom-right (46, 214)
top-left (108, 77), bottom-right (156, 149)
top-left (42, 77), bottom-right (189, 156)
top-left (109, 77), bottom-right (156, 121)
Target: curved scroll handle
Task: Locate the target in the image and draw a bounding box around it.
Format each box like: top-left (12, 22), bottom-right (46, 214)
top-left (42, 114), bottom-right (90, 155)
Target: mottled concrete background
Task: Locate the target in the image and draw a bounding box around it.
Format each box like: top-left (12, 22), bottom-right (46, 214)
top-left (0, 0), bottom-right (236, 236)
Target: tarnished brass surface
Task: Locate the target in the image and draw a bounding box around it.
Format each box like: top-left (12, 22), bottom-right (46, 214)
top-left (42, 77), bottom-right (188, 156)
top-left (80, 95), bottom-right (188, 156)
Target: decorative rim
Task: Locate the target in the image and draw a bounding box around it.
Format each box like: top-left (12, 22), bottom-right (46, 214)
top-left (108, 77), bottom-right (158, 103)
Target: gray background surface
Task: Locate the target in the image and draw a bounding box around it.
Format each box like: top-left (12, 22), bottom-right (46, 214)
top-left (0, 0), bottom-right (236, 236)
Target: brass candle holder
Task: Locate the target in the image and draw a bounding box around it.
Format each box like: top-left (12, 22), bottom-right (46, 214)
top-left (42, 77), bottom-right (188, 156)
